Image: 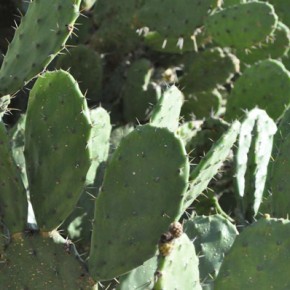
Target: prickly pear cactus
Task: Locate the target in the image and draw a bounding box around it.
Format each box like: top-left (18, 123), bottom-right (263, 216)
top-left (150, 85), bottom-right (184, 132)
top-left (234, 109), bottom-right (277, 220)
top-left (215, 217), bottom-right (290, 289)
top-left (180, 47), bottom-right (239, 94)
top-left (154, 234), bottom-right (202, 290)
top-left (181, 120), bottom-right (240, 213)
top-left (64, 107), bottom-right (111, 253)
top-left (206, 1), bottom-right (278, 49)
top-left (0, 232), bottom-right (94, 289)
top-left (0, 122), bottom-right (27, 233)
top-left (236, 22), bottom-right (290, 64)
top-left (55, 45), bottom-right (103, 104)
top-left (226, 59), bottom-right (290, 120)
top-left (24, 70), bottom-right (92, 231)
top-left (89, 124), bottom-right (190, 281)
top-left (184, 214), bottom-right (238, 287)
top-left (0, 0), bottom-right (81, 95)
top-left (118, 256), bottom-right (158, 290)
top-left (138, 0), bottom-right (218, 40)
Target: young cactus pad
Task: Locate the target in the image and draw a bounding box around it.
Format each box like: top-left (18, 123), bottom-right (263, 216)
top-left (89, 124), bottom-right (189, 281)
top-left (150, 85), bottom-right (184, 132)
top-left (24, 70), bottom-right (92, 231)
top-left (181, 120), bottom-right (240, 214)
top-left (235, 109), bottom-right (277, 219)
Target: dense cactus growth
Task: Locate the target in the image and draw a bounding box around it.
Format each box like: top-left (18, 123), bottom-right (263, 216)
top-left (1, 0), bottom-right (290, 289)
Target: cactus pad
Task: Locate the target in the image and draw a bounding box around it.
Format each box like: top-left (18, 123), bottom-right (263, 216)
top-left (206, 1), bottom-right (278, 49)
top-left (0, 0), bottom-right (81, 95)
top-left (89, 124), bottom-right (189, 281)
top-left (184, 214), bottom-right (238, 286)
top-left (226, 59), bottom-right (290, 120)
top-left (0, 232), bottom-right (94, 289)
top-left (150, 86), bottom-right (183, 132)
top-left (215, 217), bottom-right (290, 289)
top-left (138, 0), bottom-right (218, 38)
top-left (55, 45), bottom-right (103, 104)
top-left (24, 70), bottom-right (91, 231)
top-left (0, 122), bottom-right (27, 233)
top-left (154, 234), bottom-right (202, 290)
top-left (181, 120), bottom-right (240, 213)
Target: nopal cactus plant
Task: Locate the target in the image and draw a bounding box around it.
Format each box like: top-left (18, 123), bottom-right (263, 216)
top-left (2, 0), bottom-right (290, 289)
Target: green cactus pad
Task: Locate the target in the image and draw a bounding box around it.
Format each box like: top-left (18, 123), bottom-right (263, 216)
top-left (180, 48), bottom-right (239, 94)
top-left (236, 22), bottom-right (290, 64)
top-left (154, 234), bottom-right (202, 290)
top-left (55, 45), bottom-right (103, 104)
top-left (225, 59), bottom-right (290, 121)
top-left (138, 0), bottom-right (218, 39)
top-left (24, 70), bottom-right (91, 231)
top-left (235, 109), bottom-right (277, 220)
top-left (64, 107), bottom-right (111, 252)
top-left (181, 120), bottom-right (240, 214)
top-left (118, 256), bottom-right (158, 290)
top-left (206, 1), bottom-right (278, 49)
top-left (86, 107), bottom-right (111, 185)
top-left (150, 86), bottom-right (184, 132)
top-left (215, 217), bottom-right (290, 289)
top-left (0, 232), bottom-right (94, 289)
top-left (0, 0), bottom-right (81, 95)
top-left (184, 214), bottom-right (238, 286)
top-left (89, 124), bottom-right (189, 281)
top-left (122, 59), bottom-right (161, 123)
top-left (0, 122), bottom-right (27, 233)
